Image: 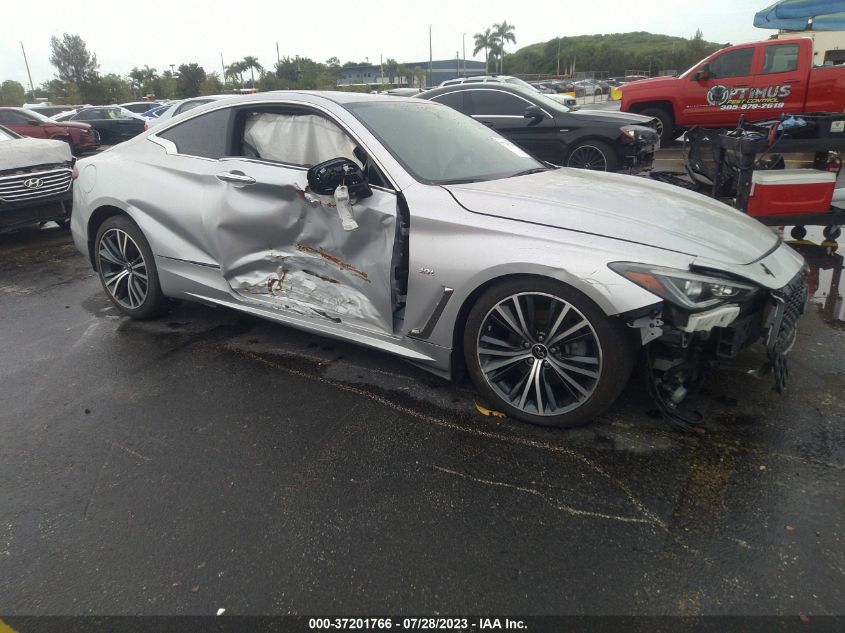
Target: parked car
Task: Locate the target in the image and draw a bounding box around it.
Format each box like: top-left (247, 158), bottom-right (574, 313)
top-left (27, 105), bottom-right (80, 118)
top-left (145, 95), bottom-right (231, 128)
top-left (70, 92), bottom-right (806, 427)
top-left (439, 74), bottom-right (536, 90)
top-left (546, 93), bottom-right (579, 110)
top-left (418, 83), bottom-right (659, 172)
top-left (139, 104), bottom-right (171, 120)
top-left (0, 125), bottom-right (75, 231)
top-left (51, 107), bottom-right (146, 145)
top-left (620, 37), bottom-right (845, 143)
top-left (573, 80), bottom-right (606, 96)
top-left (385, 88), bottom-right (422, 97)
top-left (529, 82), bottom-right (557, 94)
top-left (0, 107), bottom-right (100, 155)
top-left (119, 101), bottom-right (165, 114)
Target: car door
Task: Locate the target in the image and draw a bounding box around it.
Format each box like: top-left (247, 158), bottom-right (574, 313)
top-left (207, 104), bottom-right (400, 335)
top-left (75, 109), bottom-right (113, 142)
top-left (464, 88), bottom-right (562, 163)
top-left (682, 45), bottom-right (758, 127)
top-left (752, 42), bottom-right (805, 117)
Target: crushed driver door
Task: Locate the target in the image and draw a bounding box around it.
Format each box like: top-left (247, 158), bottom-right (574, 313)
top-left (205, 108), bottom-right (399, 335)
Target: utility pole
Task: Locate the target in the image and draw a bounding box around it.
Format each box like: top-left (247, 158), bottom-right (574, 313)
top-left (19, 41), bottom-right (35, 101)
top-left (428, 25), bottom-right (433, 88)
top-left (455, 51), bottom-right (459, 79)
top-left (380, 53), bottom-right (383, 87)
top-left (462, 33), bottom-right (466, 76)
top-left (220, 53), bottom-right (226, 81)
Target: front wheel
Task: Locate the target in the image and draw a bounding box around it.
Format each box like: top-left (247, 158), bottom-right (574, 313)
top-left (639, 107), bottom-right (675, 145)
top-left (463, 278), bottom-right (636, 428)
top-left (95, 215), bottom-right (169, 319)
top-left (566, 140), bottom-right (618, 172)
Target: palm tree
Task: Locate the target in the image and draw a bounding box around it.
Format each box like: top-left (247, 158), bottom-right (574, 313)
top-left (242, 56), bottom-right (264, 87)
top-left (225, 61), bottom-right (245, 87)
top-left (128, 67), bottom-right (144, 95)
top-left (142, 65), bottom-right (157, 82)
top-left (493, 21), bottom-right (517, 73)
top-left (473, 28), bottom-right (495, 73)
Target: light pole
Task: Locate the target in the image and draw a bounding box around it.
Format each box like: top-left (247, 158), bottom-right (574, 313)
top-left (462, 33), bottom-right (466, 76)
top-left (428, 25), bottom-right (433, 88)
top-left (220, 53), bottom-right (226, 82)
top-left (19, 42), bottom-right (35, 101)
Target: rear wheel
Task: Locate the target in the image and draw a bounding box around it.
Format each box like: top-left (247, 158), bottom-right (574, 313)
top-left (95, 215), bottom-right (169, 319)
top-left (639, 107), bottom-right (675, 145)
top-left (566, 140), bottom-right (618, 172)
top-left (463, 278), bottom-right (636, 428)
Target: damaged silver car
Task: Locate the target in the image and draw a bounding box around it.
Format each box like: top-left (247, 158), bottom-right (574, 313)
top-left (71, 92), bottom-right (807, 427)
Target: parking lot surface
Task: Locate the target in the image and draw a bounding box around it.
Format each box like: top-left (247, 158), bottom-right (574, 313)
top-left (1, 170), bottom-right (844, 616)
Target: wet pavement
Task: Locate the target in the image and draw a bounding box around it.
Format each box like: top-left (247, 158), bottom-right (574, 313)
top-left (0, 211), bottom-right (844, 617)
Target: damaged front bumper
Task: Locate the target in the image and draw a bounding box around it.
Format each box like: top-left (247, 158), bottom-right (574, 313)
top-left (627, 265), bottom-right (809, 422)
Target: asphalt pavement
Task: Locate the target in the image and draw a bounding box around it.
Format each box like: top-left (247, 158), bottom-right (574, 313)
top-left (0, 182), bottom-right (844, 617)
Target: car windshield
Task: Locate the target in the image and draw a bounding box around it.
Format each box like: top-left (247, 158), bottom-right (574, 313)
top-left (0, 127), bottom-right (16, 140)
top-left (504, 84), bottom-right (572, 113)
top-left (347, 100), bottom-right (545, 185)
top-left (20, 109), bottom-right (53, 123)
top-left (503, 76), bottom-right (537, 90)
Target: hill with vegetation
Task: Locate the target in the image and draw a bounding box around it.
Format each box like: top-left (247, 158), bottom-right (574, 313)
top-left (503, 31), bottom-right (725, 77)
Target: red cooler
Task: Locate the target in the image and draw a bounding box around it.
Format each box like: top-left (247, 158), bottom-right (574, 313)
top-left (747, 169), bottom-right (836, 217)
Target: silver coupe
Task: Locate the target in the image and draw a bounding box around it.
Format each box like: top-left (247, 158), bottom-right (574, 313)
top-left (71, 92), bottom-right (807, 427)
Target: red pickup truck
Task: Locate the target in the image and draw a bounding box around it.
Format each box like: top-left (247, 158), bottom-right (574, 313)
top-left (621, 38), bottom-right (845, 143)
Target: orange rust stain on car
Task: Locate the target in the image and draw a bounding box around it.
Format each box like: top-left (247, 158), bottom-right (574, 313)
top-left (295, 244), bottom-right (370, 282)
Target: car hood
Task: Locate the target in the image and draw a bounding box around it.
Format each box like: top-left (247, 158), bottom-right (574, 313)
top-left (0, 137), bottom-right (73, 171)
top-left (568, 109), bottom-right (655, 125)
top-left (443, 168), bottom-right (779, 266)
top-left (622, 76), bottom-right (678, 94)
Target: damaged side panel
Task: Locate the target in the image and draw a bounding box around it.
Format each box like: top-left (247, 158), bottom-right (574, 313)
top-left (206, 158), bottom-right (398, 334)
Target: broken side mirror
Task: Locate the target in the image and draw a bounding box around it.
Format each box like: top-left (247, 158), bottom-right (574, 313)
top-left (524, 105), bottom-right (545, 125)
top-left (307, 157), bottom-right (371, 199)
top-left (693, 63), bottom-right (711, 81)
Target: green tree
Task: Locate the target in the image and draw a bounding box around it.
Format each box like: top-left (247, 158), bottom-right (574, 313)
top-left (87, 73), bottom-right (132, 104)
top-left (176, 63), bottom-right (206, 98)
top-left (225, 61), bottom-right (246, 87)
top-left (128, 67), bottom-right (145, 96)
top-left (49, 33), bottom-right (99, 87)
top-left (156, 70), bottom-right (178, 99)
top-left (384, 58), bottom-right (399, 83)
top-left (199, 72), bottom-right (224, 95)
top-left (241, 56), bottom-right (263, 87)
top-left (473, 28), bottom-right (495, 73)
top-left (492, 21), bottom-right (516, 73)
top-left (0, 80), bottom-right (26, 106)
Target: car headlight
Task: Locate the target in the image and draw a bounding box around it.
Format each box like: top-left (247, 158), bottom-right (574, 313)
top-left (619, 125), bottom-right (657, 142)
top-left (608, 262), bottom-right (759, 310)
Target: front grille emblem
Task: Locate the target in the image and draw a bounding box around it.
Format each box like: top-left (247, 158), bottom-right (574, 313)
top-left (23, 178), bottom-right (44, 189)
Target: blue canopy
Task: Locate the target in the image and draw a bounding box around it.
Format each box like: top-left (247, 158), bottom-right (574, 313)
top-left (754, 0), bottom-right (845, 30)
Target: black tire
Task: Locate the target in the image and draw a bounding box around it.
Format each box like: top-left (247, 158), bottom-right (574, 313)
top-left (639, 107), bottom-right (675, 145)
top-left (94, 215), bottom-right (169, 319)
top-left (565, 139), bottom-right (619, 172)
top-left (463, 277), bottom-right (637, 428)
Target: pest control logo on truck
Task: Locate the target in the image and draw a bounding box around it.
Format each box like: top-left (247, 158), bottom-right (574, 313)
top-left (707, 84), bottom-right (792, 110)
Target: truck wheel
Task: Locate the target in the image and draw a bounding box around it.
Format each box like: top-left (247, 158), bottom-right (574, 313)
top-left (640, 108), bottom-right (675, 145)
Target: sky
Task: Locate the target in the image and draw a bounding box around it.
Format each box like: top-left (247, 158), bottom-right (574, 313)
top-left (2, 0), bottom-right (771, 89)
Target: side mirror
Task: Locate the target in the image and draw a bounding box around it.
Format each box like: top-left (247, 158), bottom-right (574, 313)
top-left (524, 105), bottom-right (545, 125)
top-left (307, 157), bottom-right (371, 198)
top-left (693, 64), bottom-right (711, 81)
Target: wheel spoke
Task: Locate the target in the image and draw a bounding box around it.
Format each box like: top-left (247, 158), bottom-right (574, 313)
top-left (546, 318), bottom-right (589, 348)
top-left (560, 355), bottom-right (599, 365)
top-left (104, 269), bottom-right (129, 290)
top-left (493, 305), bottom-right (532, 344)
top-left (547, 357), bottom-right (590, 399)
top-left (481, 352), bottom-right (533, 374)
top-left (546, 301), bottom-right (572, 342)
top-left (518, 359), bottom-right (540, 409)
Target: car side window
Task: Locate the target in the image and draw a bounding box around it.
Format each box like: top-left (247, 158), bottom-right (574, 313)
top-left (175, 100), bottom-right (208, 116)
top-left (762, 43), bottom-right (800, 74)
top-left (0, 112), bottom-right (29, 124)
top-left (157, 107), bottom-right (231, 159)
top-left (431, 91), bottom-right (465, 112)
top-left (468, 90), bottom-right (530, 116)
top-left (707, 48), bottom-right (755, 79)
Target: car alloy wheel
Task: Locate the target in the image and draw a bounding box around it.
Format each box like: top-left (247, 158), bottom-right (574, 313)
top-left (97, 227), bottom-right (149, 310)
top-left (476, 292), bottom-right (602, 417)
top-left (567, 145), bottom-right (608, 171)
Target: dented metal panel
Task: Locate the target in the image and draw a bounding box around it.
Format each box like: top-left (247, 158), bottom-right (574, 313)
top-left (207, 157), bottom-right (397, 333)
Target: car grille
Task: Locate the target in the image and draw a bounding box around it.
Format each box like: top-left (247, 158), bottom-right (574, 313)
top-left (768, 266), bottom-right (809, 353)
top-left (0, 168), bottom-right (73, 203)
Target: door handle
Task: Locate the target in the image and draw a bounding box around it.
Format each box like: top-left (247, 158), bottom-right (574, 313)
top-left (216, 171), bottom-right (256, 185)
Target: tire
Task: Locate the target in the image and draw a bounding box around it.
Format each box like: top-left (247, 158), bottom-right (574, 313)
top-left (463, 278), bottom-right (636, 428)
top-left (565, 140), bottom-right (619, 172)
top-left (94, 215), bottom-right (169, 319)
top-left (639, 107), bottom-right (675, 145)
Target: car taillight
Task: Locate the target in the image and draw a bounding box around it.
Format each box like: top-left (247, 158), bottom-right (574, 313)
top-left (72, 166), bottom-right (79, 180)
top-left (826, 153), bottom-right (841, 175)
top-left (144, 122), bottom-right (149, 131)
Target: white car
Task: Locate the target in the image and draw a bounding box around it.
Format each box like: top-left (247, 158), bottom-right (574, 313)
top-left (145, 95), bottom-right (232, 128)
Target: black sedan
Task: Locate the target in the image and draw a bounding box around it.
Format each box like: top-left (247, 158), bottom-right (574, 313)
top-left (417, 84), bottom-right (659, 173)
top-left (53, 106), bottom-right (146, 145)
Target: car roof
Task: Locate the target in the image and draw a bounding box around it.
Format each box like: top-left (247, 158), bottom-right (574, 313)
top-left (418, 82), bottom-right (537, 99)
